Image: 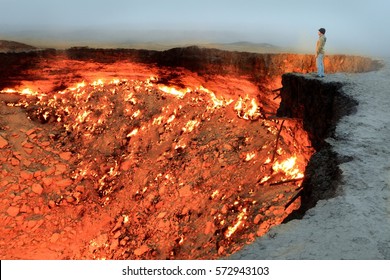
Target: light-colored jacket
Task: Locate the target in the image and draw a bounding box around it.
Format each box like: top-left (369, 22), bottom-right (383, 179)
top-left (316, 35), bottom-right (327, 55)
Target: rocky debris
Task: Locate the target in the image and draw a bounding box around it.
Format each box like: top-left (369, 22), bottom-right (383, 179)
top-left (0, 72), bottom-right (308, 260)
top-left (0, 47), bottom-right (376, 260)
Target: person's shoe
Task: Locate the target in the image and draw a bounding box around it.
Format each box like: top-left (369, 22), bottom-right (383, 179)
top-left (316, 75), bottom-right (325, 78)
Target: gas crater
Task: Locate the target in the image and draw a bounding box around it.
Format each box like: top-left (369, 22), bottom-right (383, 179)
top-left (0, 46), bottom-right (381, 259)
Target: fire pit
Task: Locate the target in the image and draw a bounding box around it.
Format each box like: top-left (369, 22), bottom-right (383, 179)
top-left (0, 46), bottom-right (380, 259)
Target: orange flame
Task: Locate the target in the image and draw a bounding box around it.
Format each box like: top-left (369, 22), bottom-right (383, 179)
top-left (210, 190), bottom-right (219, 199)
top-left (21, 88), bottom-right (39, 96)
top-left (248, 98), bottom-right (259, 117)
top-left (272, 156), bottom-right (304, 179)
top-left (131, 110), bottom-right (141, 119)
top-left (198, 86), bottom-right (233, 109)
top-left (245, 152), bottom-right (256, 161)
top-left (68, 81), bottom-right (86, 91)
top-left (91, 79), bottom-right (104, 87)
top-left (127, 128), bottom-right (139, 138)
top-left (167, 114), bottom-right (176, 124)
top-left (182, 120), bottom-right (200, 133)
top-left (234, 95), bottom-right (261, 120)
top-left (0, 88), bottom-right (17, 94)
top-left (158, 85), bottom-right (189, 99)
top-left (259, 175), bottom-right (271, 184)
top-left (152, 116), bottom-right (164, 125)
top-left (225, 208), bottom-right (247, 238)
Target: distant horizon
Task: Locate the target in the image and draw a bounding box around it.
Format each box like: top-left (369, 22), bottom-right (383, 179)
top-left (0, 27), bottom-right (296, 49)
top-left (0, 28), bottom-right (373, 56)
top-left (1, 0), bottom-right (389, 57)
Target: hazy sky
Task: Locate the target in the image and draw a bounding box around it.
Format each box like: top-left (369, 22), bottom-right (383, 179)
top-left (0, 0), bottom-right (389, 56)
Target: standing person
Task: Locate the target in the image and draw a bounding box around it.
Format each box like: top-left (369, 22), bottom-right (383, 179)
top-left (315, 28), bottom-right (327, 77)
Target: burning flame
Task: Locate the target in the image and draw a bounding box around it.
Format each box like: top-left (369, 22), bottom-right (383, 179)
top-left (92, 79), bottom-right (104, 87)
top-left (272, 156), bottom-right (304, 179)
top-left (182, 120), bottom-right (200, 133)
top-left (259, 175), bottom-right (271, 184)
top-left (123, 215), bottom-right (130, 224)
top-left (245, 152), bottom-right (256, 162)
top-left (76, 110), bottom-right (91, 123)
top-left (209, 93), bottom-right (224, 108)
top-left (127, 128), bottom-right (139, 138)
top-left (68, 81), bottom-right (86, 91)
top-left (234, 95), bottom-right (261, 120)
top-left (178, 235), bottom-right (185, 245)
top-left (131, 110), bottom-right (141, 119)
top-left (17, 88), bottom-right (39, 96)
top-left (225, 208), bottom-right (247, 238)
top-left (210, 190), bottom-right (219, 199)
top-left (1, 75), bottom-right (310, 256)
top-left (152, 116), bottom-right (164, 125)
top-left (248, 99), bottom-right (258, 117)
top-left (167, 114), bottom-right (176, 124)
top-left (197, 86), bottom-right (234, 109)
top-left (158, 85), bottom-right (189, 99)
top-left (0, 88), bottom-right (17, 94)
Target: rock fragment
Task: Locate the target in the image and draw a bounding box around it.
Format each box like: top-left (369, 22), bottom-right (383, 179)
top-left (0, 136), bottom-right (8, 148)
top-left (31, 183), bottom-right (44, 195)
top-left (7, 206), bottom-right (20, 217)
top-left (59, 152), bottom-right (72, 161)
top-left (134, 244), bottom-right (150, 256)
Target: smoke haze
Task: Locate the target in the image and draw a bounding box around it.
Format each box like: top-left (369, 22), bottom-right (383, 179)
top-left (0, 0), bottom-right (389, 56)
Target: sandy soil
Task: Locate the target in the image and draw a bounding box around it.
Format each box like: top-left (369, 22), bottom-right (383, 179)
top-left (231, 57), bottom-right (390, 259)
